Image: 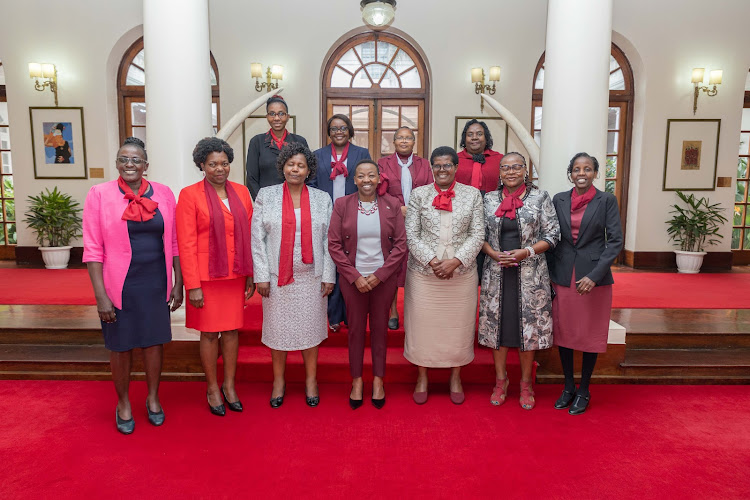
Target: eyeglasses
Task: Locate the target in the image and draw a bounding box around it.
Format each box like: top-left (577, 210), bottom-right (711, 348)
top-left (267, 111), bottom-right (287, 118)
top-left (431, 163), bottom-right (455, 171)
top-left (499, 164), bottom-right (526, 172)
top-left (329, 126), bottom-right (349, 133)
top-left (117, 157), bottom-right (145, 165)
top-left (395, 136), bottom-right (415, 143)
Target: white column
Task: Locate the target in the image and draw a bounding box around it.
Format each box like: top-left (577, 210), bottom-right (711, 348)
top-left (539, 0), bottom-right (612, 195)
top-left (143, 0), bottom-right (212, 194)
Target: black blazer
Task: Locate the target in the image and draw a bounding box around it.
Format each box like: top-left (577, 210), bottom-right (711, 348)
top-left (547, 187), bottom-right (623, 287)
top-left (245, 131), bottom-right (308, 199)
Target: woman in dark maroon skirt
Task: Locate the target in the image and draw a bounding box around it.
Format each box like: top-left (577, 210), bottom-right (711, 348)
top-left (547, 153), bottom-right (623, 415)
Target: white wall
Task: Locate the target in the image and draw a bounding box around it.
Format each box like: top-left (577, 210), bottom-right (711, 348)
top-left (1, 0), bottom-right (749, 254)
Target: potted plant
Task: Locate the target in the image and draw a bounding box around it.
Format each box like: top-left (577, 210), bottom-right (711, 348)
top-left (666, 190), bottom-right (727, 273)
top-left (23, 187), bottom-right (82, 269)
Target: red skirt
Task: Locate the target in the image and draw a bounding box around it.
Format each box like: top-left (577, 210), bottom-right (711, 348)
top-left (186, 277), bottom-right (246, 333)
top-left (552, 272), bottom-right (612, 353)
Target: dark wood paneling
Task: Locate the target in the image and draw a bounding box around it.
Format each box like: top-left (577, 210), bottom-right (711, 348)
top-left (14, 246), bottom-right (84, 267)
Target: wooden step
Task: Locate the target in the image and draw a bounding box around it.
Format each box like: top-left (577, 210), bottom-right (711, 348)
top-left (0, 304), bottom-right (102, 344)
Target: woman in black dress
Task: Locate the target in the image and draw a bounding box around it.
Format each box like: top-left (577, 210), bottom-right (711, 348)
top-left (245, 95), bottom-right (308, 199)
top-left (83, 137), bottom-right (183, 434)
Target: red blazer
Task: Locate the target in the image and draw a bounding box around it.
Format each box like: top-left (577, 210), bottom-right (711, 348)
top-left (328, 192), bottom-right (407, 286)
top-left (176, 180), bottom-right (253, 291)
top-left (377, 153), bottom-right (433, 205)
top-left (456, 149), bottom-right (504, 193)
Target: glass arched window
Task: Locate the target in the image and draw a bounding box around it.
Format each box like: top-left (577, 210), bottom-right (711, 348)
top-left (0, 61), bottom-right (16, 258)
top-left (322, 32), bottom-right (430, 159)
top-left (117, 37), bottom-right (220, 144)
top-left (731, 70), bottom-right (750, 259)
top-left (532, 43), bottom-right (634, 232)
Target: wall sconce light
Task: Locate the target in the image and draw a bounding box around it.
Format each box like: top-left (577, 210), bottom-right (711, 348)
top-left (360, 0), bottom-right (396, 31)
top-left (472, 66), bottom-right (500, 112)
top-left (251, 63), bottom-right (283, 92)
top-left (29, 62), bottom-right (58, 106)
top-left (692, 67), bottom-right (722, 115)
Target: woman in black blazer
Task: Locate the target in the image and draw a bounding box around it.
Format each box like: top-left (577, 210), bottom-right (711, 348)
top-left (547, 153), bottom-right (623, 415)
top-left (245, 95), bottom-right (308, 199)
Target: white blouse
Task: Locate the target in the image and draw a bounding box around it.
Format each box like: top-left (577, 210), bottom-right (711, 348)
top-left (355, 202), bottom-right (384, 275)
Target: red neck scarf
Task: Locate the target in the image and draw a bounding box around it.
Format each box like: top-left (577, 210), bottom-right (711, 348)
top-left (279, 182), bottom-right (313, 286)
top-left (268, 129), bottom-right (288, 151)
top-left (329, 143), bottom-right (350, 180)
top-left (571, 185), bottom-right (596, 212)
top-left (496, 185), bottom-right (526, 220)
top-left (432, 181), bottom-right (457, 212)
top-left (118, 177), bottom-right (158, 222)
top-left (377, 171), bottom-right (389, 196)
top-left (203, 179), bottom-right (253, 279)
top-left (469, 150), bottom-right (491, 190)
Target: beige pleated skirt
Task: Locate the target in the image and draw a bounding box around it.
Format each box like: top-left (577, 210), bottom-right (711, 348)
top-left (403, 268), bottom-right (478, 368)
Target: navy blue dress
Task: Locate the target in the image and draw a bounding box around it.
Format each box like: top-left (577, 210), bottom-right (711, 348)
top-left (102, 185), bottom-right (172, 352)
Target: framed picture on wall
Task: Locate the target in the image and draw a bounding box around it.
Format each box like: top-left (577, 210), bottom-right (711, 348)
top-left (453, 116), bottom-right (509, 154)
top-left (662, 118), bottom-right (720, 191)
top-left (241, 115), bottom-right (298, 173)
top-left (29, 107), bottom-right (88, 179)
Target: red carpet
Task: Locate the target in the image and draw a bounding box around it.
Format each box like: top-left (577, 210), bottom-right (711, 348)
top-left (0, 380), bottom-right (748, 498)
top-left (2, 268), bottom-right (750, 309)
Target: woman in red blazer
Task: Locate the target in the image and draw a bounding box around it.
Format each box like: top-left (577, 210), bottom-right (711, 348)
top-left (328, 159), bottom-right (407, 409)
top-left (176, 137), bottom-right (255, 417)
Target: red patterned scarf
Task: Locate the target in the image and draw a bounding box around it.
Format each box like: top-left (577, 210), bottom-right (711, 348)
top-left (432, 181), bottom-right (457, 212)
top-left (329, 143), bottom-right (350, 180)
top-left (269, 129), bottom-right (288, 151)
top-left (203, 179), bottom-right (253, 279)
top-left (495, 185), bottom-right (526, 220)
top-left (118, 176), bottom-right (158, 222)
top-left (279, 182), bottom-right (313, 286)
top-left (571, 185), bottom-right (596, 212)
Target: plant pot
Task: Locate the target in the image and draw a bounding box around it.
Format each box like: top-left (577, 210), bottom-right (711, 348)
top-left (39, 246), bottom-right (73, 269)
top-left (674, 250), bottom-right (707, 274)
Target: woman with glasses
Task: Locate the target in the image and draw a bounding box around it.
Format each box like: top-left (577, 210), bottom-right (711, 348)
top-left (246, 95), bottom-right (308, 200)
top-left (377, 126), bottom-right (433, 330)
top-left (478, 152), bottom-right (560, 410)
top-left (403, 146), bottom-right (484, 405)
top-left (83, 137), bottom-right (183, 434)
top-left (177, 137), bottom-right (255, 417)
top-left (310, 114), bottom-right (372, 332)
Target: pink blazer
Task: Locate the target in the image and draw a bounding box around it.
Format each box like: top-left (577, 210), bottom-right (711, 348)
top-left (82, 179), bottom-right (179, 309)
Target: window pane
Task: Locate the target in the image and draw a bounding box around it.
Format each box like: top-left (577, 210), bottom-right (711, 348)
top-left (131, 127), bottom-right (146, 143)
top-left (609, 69), bottom-right (625, 90)
top-left (402, 106), bottom-right (418, 128)
top-left (400, 67), bottom-right (421, 88)
top-left (732, 228), bottom-right (741, 249)
top-left (331, 67), bottom-right (352, 88)
top-left (352, 131), bottom-right (369, 150)
top-left (534, 107), bottom-right (543, 130)
top-left (744, 208), bottom-right (750, 227)
top-left (351, 106), bottom-right (369, 129)
top-left (210, 66), bottom-right (217, 86)
top-left (0, 126), bottom-right (10, 149)
top-left (1, 175), bottom-right (13, 197)
top-left (381, 131), bottom-right (396, 155)
top-left (607, 132), bottom-right (619, 155)
top-left (337, 49), bottom-right (361, 73)
top-left (0, 102), bottom-right (8, 125)
top-left (606, 156), bottom-right (617, 179)
top-left (608, 107), bottom-right (621, 130)
top-left (132, 49), bottom-right (145, 69)
top-left (352, 69), bottom-right (372, 88)
top-left (1, 152), bottom-right (12, 174)
top-left (736, 180), bottom-right (747, 203)
top-left (534, 67), bottom-right (545, 90)
top-left (391, 50), bottom-right (415, 74)
top-left (740, 133), bottom-right (749, 156)
top-left (332, 105), bottom-right (349, 116)
top-left (609, 55), bottom-right (620, 73)
top-left (126, 65), bottom-right (145, 86)
top-left (367, 63), bottom-right (386, 83)
top-left (3, 199), bottom-right (13, 221)
top-left (738, 158), bottom-right (748, 181)
top-left (211, 102), bottom-right (218, 127)
top-left (7, 222), bottom-right (16, 245)
top-left (744, 229), bottom-right (750, 250)
top-left (0, 226), bottom-right (5, 245)
top-left (380, 69), bottom-right (400, 88)
top-left (354, 41), bottom-right (376, 65)
top-left (376, 42), bottom-right (398, 64)
top-left (131, 102), bottom-right (147, 126)
top-left (734, 205), bottom-right (744, 226)
top-left (534, 131), bottom-right (541, 147)
top-left (381, 106), bottom-right (399, 129)
top-left (605, 180), bottom-right (616, 193)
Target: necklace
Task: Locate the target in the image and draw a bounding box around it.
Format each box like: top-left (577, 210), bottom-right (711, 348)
top-left (358, 199), bottom-right (378, 216)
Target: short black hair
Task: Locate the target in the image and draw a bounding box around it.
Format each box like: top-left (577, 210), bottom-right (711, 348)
top-left (499, 151), bottom-right (538, 191)
top-left (276, 142), bottom-right (318, 180)
top-left (459, 119), bottom-right (494, 150)
top-left (567, 152), bottom-right (600, 175)
top-left (120, 136), bottom-right (147, 161)
top-left (354, 158), bottom-right (379, 176)
top-left (266, 95), bottom-right (288, 112)
top-left (392, 126), bottom-right (415, 142)
top-left (430, 146), bottom-right (459, 166)
top-left (192, 137), bottom-right (233, 170)
top-left (327, 114), bottom-right (356, 139)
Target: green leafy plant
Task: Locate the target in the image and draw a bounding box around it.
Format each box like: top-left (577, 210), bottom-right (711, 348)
top-left (23, 187), bottom-right (82, 247)
top-left (666, 190), bottom-right (727, 252)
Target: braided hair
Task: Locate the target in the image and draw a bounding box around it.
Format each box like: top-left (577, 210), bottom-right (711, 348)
top-left (121, 136), bottom-right (147, 161)
top-left (459, 119), bottom-right (494, 150)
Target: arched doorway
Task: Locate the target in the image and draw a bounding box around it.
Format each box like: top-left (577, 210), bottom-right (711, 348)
top-left (322, 31), bottom-right (430, 159)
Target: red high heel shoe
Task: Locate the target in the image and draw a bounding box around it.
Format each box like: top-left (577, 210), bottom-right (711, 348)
top-left (519, 380), bottom-right (535, 410)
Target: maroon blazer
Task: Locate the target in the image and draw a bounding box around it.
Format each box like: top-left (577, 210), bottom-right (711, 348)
top-left (328, 192), bottom-right (407, 286)
top-left (377, 153), bottom-right (433, 205)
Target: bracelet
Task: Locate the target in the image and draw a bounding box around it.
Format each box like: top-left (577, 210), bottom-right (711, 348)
top-left (525, 246), bottom-right (535, 258)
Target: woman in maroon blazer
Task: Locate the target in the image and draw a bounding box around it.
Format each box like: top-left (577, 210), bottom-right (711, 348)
top-left (328, 159), bottom-right (407, 410)
top-left (377, 126), bottom-right (433, 330)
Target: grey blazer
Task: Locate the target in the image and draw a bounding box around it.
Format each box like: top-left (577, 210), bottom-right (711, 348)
top-left (251, 184), bottom-right (336, 284)
top-left (405, 182), bottom-right (485, 275)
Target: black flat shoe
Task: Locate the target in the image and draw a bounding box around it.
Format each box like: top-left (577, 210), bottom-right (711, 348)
top-left (349, 397), bottom-right (363, 410)
top-left (207, 393), bottom-right (226, 416)
top-left (554, 389), bottom-right (576, 410)
top-left (116, 408), bottom-right (134, 435)
top-left (270, 387), bottom-right (285, 409)
top-left (221, 386), bottom-right (243, 412)
top-left (146, 403), bottom-right (165, 426)
top-left (388, 316), bottom-right (399, 330)
top-left (306, 392), bottom-right (320, 407)
top-left (569, 393), bottom-right (590, 415)
top-left (371, 396), bottom-right (386, 409)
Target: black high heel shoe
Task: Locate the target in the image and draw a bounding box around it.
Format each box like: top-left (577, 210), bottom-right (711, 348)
top-left (270, 386), bottom-right (285, 409)
top-left (349, 397), bottom-right (363, 410)
top-left (306, 386), bottom-right (320, 407)
top-left (221, 386), bottom-right (243, 412)
top-left (207, 393), bottom-right (226, 417)
top-left (554, 389), bottom-right (576, 410)
top-left (371, 396), bottom-right (386, 409)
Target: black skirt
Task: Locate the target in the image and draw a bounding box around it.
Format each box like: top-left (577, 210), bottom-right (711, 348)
top-left (498, 216), bottom-right (521, 348)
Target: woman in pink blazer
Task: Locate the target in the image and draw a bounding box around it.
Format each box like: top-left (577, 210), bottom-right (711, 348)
top-left (328, 159), bottom-right (407, 409)
top-left (83, 137), bottom-right (183, 435)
